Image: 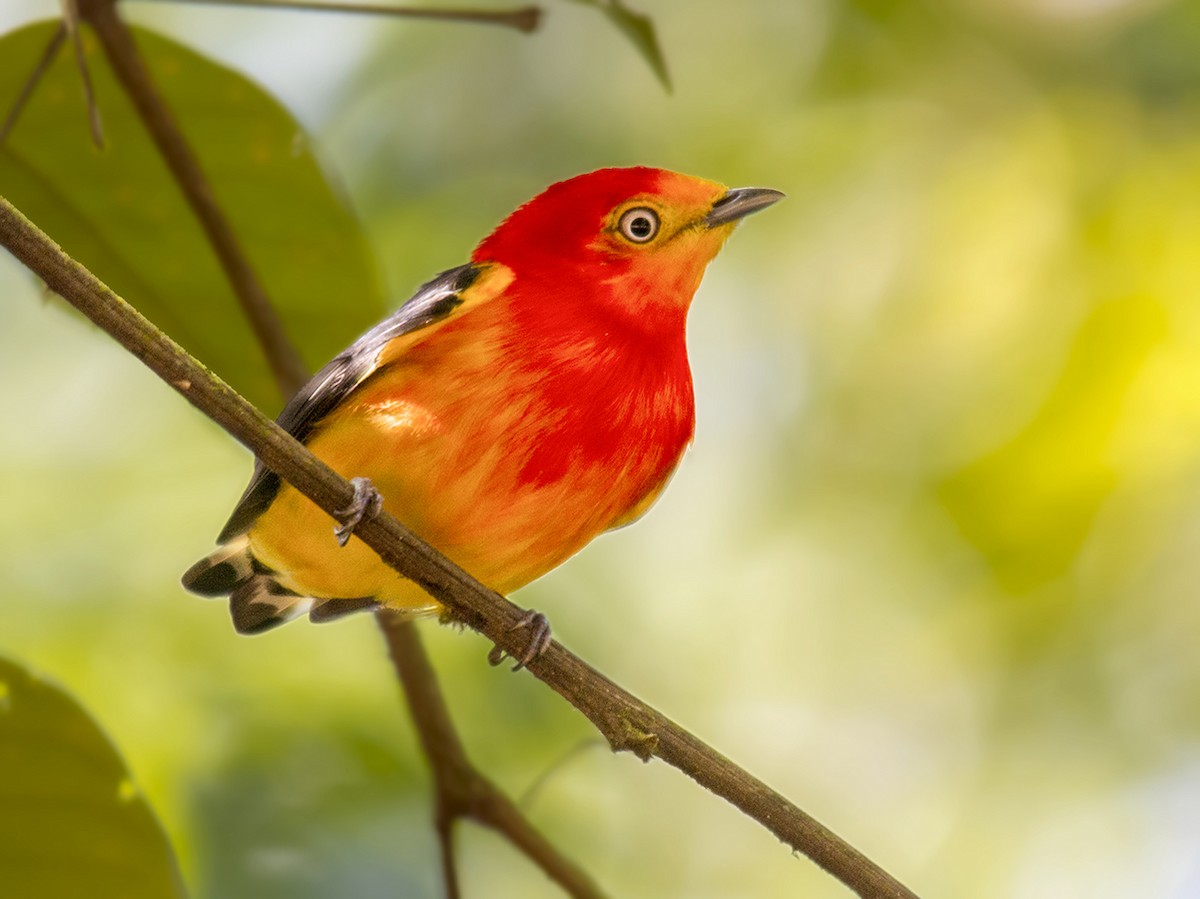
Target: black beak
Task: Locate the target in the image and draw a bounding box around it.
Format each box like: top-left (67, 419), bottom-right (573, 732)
top-left (704, 187), bottom-right (785, 228)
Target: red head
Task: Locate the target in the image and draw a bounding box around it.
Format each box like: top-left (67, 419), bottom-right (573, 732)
top-left (472, 167), bottom-right (782, 333)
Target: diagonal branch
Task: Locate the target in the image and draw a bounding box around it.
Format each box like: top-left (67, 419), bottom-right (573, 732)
top-left (0, 195), bottom-right (920, 899)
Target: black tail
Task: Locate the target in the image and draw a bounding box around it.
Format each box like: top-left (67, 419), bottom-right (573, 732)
top-left (182, 538), bottom-right (377, 634)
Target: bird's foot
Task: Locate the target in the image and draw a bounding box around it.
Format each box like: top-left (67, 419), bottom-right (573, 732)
top-left (333, 477), bottom-right (383, 547)
top-left (488, 609), bottom-right (552, 672)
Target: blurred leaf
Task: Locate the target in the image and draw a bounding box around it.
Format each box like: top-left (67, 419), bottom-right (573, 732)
top-left (562, 0), bottom-right (670, 91)
top-left (1109, 0), bottom-right (1200, 104)
top-left (0, 656), bottom-right (185, 898)
top-left (939, 297), bottom-right (1167, 593)
top-left (806, 0), bottom-right (946, 97)
top-left (0, 22), bottom-right (385, 412)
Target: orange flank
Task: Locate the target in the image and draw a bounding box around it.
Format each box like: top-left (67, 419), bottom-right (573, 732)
top-left (182, 167), bottom-right (783, 633)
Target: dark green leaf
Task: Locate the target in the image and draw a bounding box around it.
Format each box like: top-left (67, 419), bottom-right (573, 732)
top-left (0, 656), bottom-right (185, 898)
top-left (0, 22), bottom-right (385, 412)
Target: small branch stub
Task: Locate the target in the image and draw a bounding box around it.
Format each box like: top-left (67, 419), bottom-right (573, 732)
top-left (617, 719), bottom-right (659, 762)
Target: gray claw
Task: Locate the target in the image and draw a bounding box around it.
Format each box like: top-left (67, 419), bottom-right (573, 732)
top-left (487, 609), bottom-right (552, 671)
top-left (333, 477), bottom-right (383, 547)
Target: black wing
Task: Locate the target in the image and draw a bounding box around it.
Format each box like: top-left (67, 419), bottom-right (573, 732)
top-left (216, 263), bottom-right (483, 542)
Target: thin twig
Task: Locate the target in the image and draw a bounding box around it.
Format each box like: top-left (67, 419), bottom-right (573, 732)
top-left (0, 23), bottom-right (66, 146)
top-left (77, 0), bottom-right (310, 398)
top-left (132, 0), bottom-right (542, 32)
top-left (378, 612), bottom-right (608, 899)
top-left (60, 0), bottom-right (106, 147)
top-left (0, 195), bottom-right (921, 899)
top-left (437, 812), bottom-right (461, 899)
top-left (518, 739), bottom-right (604, 810)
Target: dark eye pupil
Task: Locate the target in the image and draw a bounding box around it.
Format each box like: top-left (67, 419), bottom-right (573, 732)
top-left (618, 207), bottom-right (659, 242)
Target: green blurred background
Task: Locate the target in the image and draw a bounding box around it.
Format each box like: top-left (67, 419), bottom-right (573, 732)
top-left (2, 0), bottom-right (1199, 896)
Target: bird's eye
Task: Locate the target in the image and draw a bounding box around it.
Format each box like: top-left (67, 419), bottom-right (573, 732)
top-left (617, 207), bottom-right (660, 244)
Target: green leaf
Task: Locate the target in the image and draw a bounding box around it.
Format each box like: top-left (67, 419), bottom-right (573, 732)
top-left (564, 0), bottom-right (671, 91)
top-left (0, 22), bottom-right (386, 412)
top-left (0, 656), bottom-right (186, 898)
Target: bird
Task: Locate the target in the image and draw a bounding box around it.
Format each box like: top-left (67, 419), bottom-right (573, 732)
top-left (182, 166), bottom-right (782, 641)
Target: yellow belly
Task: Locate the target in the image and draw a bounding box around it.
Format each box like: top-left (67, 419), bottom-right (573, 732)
top-left (246, 365), bottom-right (684, 611)
top-left (246, 295), bottom-right (694, 611)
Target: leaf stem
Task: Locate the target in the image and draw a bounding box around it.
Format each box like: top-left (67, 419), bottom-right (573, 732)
top-left (129, 0), bottom-right (542, 33)
top-left (0, 23), bottom-right (66, 146)
top-left (61, 0), bottom-right (106, 147)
